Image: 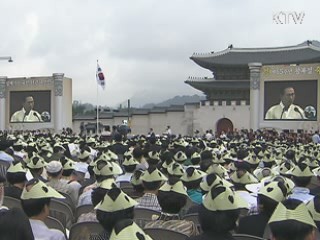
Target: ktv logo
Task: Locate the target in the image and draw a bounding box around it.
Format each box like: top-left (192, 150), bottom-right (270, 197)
top-left (273, 11), bottom-right (305, 24)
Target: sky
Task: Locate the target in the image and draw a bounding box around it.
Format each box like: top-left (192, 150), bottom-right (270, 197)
top-left (0, 0), bottom-right (319, 107)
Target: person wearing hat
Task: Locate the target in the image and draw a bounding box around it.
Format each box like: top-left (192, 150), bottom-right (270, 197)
top-left (181, 167), bottom-right (206, 204)
top-left (110, 218), bottom-right (152, 240)
top-left (74, 148), bottom-right (91, 179)
top-left (116, 155), bottom-right (139, 185)
top-left (27, 153), bottom-right (48, 182)
top-left (47, 143), bottom-right (66, 162)
top-left (144, 178), bottom-right (198, 236)
top-left (5, 161), bottom-right (27, 199)
top-left (136, 166), bottom-right (167, 211)
top-left (287, 162), bottom-right (314, 203)
top-left (187, 185), bottom-right (249, 240)
top-left (268, 199), bottom-right (317, 240)
top-left (238, 181), bottom-right (288, 238)
top-left (46, 160), bottom-right (80, 205)
top-left (20, 178), bottom-right (66, 240)
top-left (306, 195), bottom-right (320, 230)
top-left (93, 187), bottom-right (138, 240)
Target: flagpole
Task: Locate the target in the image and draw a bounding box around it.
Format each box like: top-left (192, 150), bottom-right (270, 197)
top-left (96, 59), bottom-right (99, 135)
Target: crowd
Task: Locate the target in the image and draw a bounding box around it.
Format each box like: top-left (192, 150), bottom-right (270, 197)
top-left (0, 127), bottom-right (319, 240)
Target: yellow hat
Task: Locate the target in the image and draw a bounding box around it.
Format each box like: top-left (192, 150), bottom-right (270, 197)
top-left (7, 162), bottom-right (27, 173)
top-left (131, 169), bottom-right (144, 186)
top-left (269, 201), bottom-right (316, 228)
top-left (203, 185), bottom-right (249, 211)
top-left (167, 162), bottom-right (185, 177)
top-left (191, 152), bottom-right (201, 160)
top-left (21, 179), bottom-right (64, 200)
top-left (147, 151), bottom-right (160, 162)
top-left (174, 151), bottom-right (187, 163)
top-left (230, 171), bottom-right (258, 185)
top-left (181, 167), bottom-right (206, 182)
top-left (61, 157), bottom-right (75, 170)
top-left (206, 164), bottom-right (227, 178)
top-left (78, 150), bottom-right (91, 160)
top-left (97, 178), bottom-right (117, 190)
top-left (123, 156), bottom-right (139, 166)
top-left (159, 180), bottom-right (187, 196)
top-left (200, 173), bottom-right (233, 192)
top-left (94, 160), bottom-right (123, 176)
top-left (110, 219), bottom-right (152, 240)
top-left (140, 167), bottom-right (167, 183)
top-left (286, 164), bottom-right (314, 177)
top-left (95, 187), bottom-right (137, 212)
top-left (258, 181), bottom-right (287, 202)
top-left (27, 154), bottom-right (47, 169)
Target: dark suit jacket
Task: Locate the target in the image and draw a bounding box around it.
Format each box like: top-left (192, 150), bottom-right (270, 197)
top-left (237, 213), bottom-right (270, 238)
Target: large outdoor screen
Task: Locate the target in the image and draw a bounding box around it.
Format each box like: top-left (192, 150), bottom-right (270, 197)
top-left (264, 80), bottom-right (317, 121)
top-left (10, 91), bottom-right (51, 123)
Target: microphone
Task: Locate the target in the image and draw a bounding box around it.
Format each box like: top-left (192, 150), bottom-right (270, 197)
top-left (294, 107), bottom-right (304, 119)
top-left (33, 112), bottom-right (41, 122)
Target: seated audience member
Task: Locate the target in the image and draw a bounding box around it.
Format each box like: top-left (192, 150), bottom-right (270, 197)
top-left (287, 163), bottom-right (314, 203)
top-left (5, 161), bottom-right (27, 199)
top-left (78, 157), bottom-right (121, 207)
top-left (306, 195), bottom-right (320, 230)
top-left (229, 166), bottom-right (258, 215)
top-left (144, 177), bottom-right (198, 236)
top-left (110, 219), bottom-right (152, 240)
top-left (167, 162), bottom-right (185, 179)
top-left (77, 179), bottom-right (114, 223)
top-left (133, 147), bottom-right (148, 170)
top-left (116, 155), bottom-right (139, 185)
top-left (238, 181), bottom-right (287, 237)
top-left (130, 169), bottom-right (145, 198)
top-left (0, 208), bottom-right (34, 240)
top-left (136, 166), bottom-right (167, 211)
top-left (181, 167), bottom-right (206, 204)
top-left (187, 184), bottom-right (249, 240)
top-left (46, 160), bottom-right (80, 205)
top-left (268, 199), bottom-right (317, 240)
top-left (20, 178), bottom-right (66, 240)
top-left (74, 148), bottom-right (91, 181)
top-left (94, 187), bottom-right (137, 239)
top-left (26, 153), bottom-right (48, 182)
top-left (146, 151), bottom-right (161, 167)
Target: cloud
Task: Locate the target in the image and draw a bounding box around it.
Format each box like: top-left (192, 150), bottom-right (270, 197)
top-left (0, 0), bottom-right (318, 107)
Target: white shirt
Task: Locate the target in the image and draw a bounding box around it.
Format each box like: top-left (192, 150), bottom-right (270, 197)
top-left (0, 151), bottom-right (14, 162)
top-left (10, 108), bottom-right (42, 122)
top-left (29, 219), bottom-right (66, 240)
top-left (265, 102), bottom-right (305, 120)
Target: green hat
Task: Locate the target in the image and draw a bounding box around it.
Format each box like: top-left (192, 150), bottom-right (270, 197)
top-left (269, 202), bottom-right (316, 228)
top-left (123, 156), bottom-right (139, 167)
top-left (200, 173), bottom-right (233, 192)
top-left (7, 162), bottom-right (27, 173)
top-left (286, 164), bottom-right (314, 177)
top-left (21, 179), bottom-right (64, 200)
top-left (306, 196), bottom-right (320, 222)
top-left (230, 171), bottom-right (258, 185)
top-left (174, 151), bottom-right (187, 163)
top-left (105, 150), bottom-right (119, 161)
top-left (95, 187), bottom-right (137, 212)
top-left (167, 162), bottom-right (185, 177)
top-left (110, 219), bottom-right (152, 240)
top-left (174, 139), bottom-right (188, 148)
top-left (191, 152), bottom-right (201, 160)
top-left (159, 180), bottom-right (187, 196)
top-left (27, 154), bottom-right (47, 169)
top-left (258, 181), bottom-right (287, 202)
top-left (253, 167), bottom-right (276, 181)
top-left (140, 167), bottom-right (167, 183)
top-left (203, 185), bottom-right (249, 211)
top-left (181, 167), bottom-right (206, 182)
